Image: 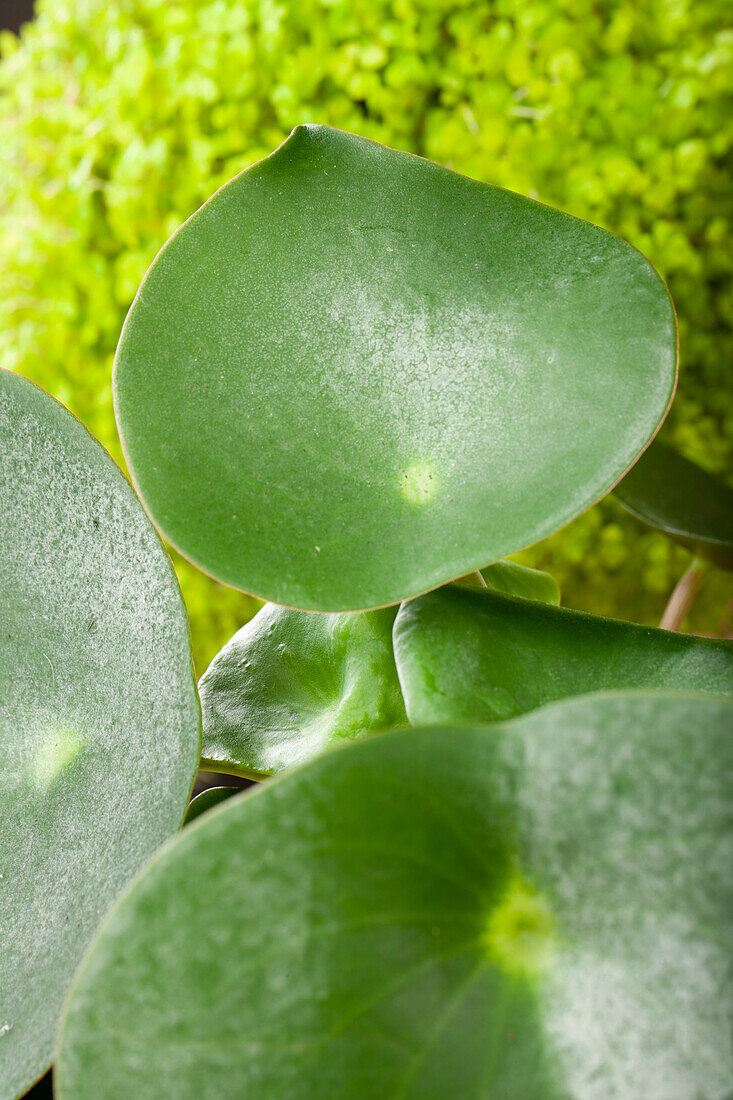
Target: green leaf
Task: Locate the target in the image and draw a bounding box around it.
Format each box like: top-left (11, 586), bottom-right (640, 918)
top-left (198, 603), bottom-right (406, 778)
top-left (614, 439), bottom-right (733, 569)
top-left (393, 584), bottom-right (733, 724)
top-left (183, 786), bottom-right (239, 825)
top-left (56, 693), bottom-right (733, 1099)
top-left (114, 124), bottom-right (677, 611)
top-left (470, 561), bottom-right (560, 604)
top-left (0, 370), bottom-right (200, 1100)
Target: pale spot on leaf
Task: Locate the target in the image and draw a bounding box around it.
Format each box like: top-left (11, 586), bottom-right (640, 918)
top-left (34, 728), bottom-right (82, 790)
top-left (400, 463), bottom-right (438, 506)
top-left (484, 873), bottom-right (556, 979)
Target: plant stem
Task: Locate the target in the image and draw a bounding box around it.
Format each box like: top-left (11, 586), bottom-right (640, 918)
top-left (659, 559), bottom-right (702, 631)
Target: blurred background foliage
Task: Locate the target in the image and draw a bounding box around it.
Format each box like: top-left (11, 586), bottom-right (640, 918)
top-left (1, 0), bottom-right (731, 673)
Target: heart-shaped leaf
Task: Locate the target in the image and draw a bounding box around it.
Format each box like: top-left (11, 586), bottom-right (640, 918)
top-left (56, 693), bottom-right (732, 1099)
top-left (462, 561), bottom-right (560, 604)
top-left (394, 585), bottom-right (732, 724)
top-left (198, 603), bottom-right (406, 778)
top-left (114, 124), bottom-right (677, 611)
top-left (0, 370), bottom-right (200, 1100)
top-left (614, 439), bottom-right (733, 569)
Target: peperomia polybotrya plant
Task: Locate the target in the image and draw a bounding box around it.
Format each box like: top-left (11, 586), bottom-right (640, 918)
top-left (2, 125), bottom-right (731, 1100)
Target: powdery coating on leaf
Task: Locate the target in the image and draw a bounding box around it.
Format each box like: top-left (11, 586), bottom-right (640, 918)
top-left (55, 693), bottom-right (732, 1100)
top-left (547, 937), bottom-right (731, 1100)
top-left (301, 273), bottom-right (668, 562)
top-left (0, 371), bottom-right (200, 1100)
top-left (32, 726), bottom-right (83, 791)
top-left (509, 695), bottom-right (733, 1099)
top-left (113, 125), bottom-right (676, 610)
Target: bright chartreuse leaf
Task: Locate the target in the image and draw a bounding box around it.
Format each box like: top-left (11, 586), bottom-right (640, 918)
top-left (461, 561), bottom-right (560, 604)
top-left (56, 693), bottom-right (733, 1099)
top-left (0, 370), bottom-right (200, 1100)
top-left (614, 439), bottom-right (733, 569)
top-left (393, 584), bottom-right (733, 725)
top-left (198, 603), bottom-right (406, 778)
top-left (113, 124), bottom-right (677, 611)
top-left (183, 786), bottom-right (239, 825)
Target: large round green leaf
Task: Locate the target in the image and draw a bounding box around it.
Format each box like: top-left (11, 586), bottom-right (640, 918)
top-left (0, 370), bottom-right (200, 1100)
top-left (114, 124), bottom-right (677, 611)
top-left (198, 603), bottom-right (406, 779)
top-left (56, 693), bottom-right (732, 1099)
top-left (614, 439), bottom-right (733, 569)
top-left (394, 585), bottom-right (733, 724)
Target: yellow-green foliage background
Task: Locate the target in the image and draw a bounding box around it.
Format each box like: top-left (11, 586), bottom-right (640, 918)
top-left (1, 0), bottom-right (731, 673)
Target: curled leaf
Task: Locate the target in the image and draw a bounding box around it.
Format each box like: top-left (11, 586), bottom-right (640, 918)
top-left (394, 584), bottom-right (733, 724)
top-left (199, 603), bottom-right (406, 778)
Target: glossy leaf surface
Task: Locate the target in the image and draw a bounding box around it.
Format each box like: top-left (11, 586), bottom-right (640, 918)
top-left (614, 439), bottom-right (733, 569)
top-left (476, 561), bottom-right (560, 604)
top-left (183, 786), bottom-right (239, 825)
top-left (394, 585), bottom-right (733, 724)
top-left (114, 124), bottom-right (676, 611)
top-left (0, 370), bottom-right (200, 1100)
top-left (198, 603), bottom-right (406, 778)
top-left (57, 694), bottom-right (732, 1099)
